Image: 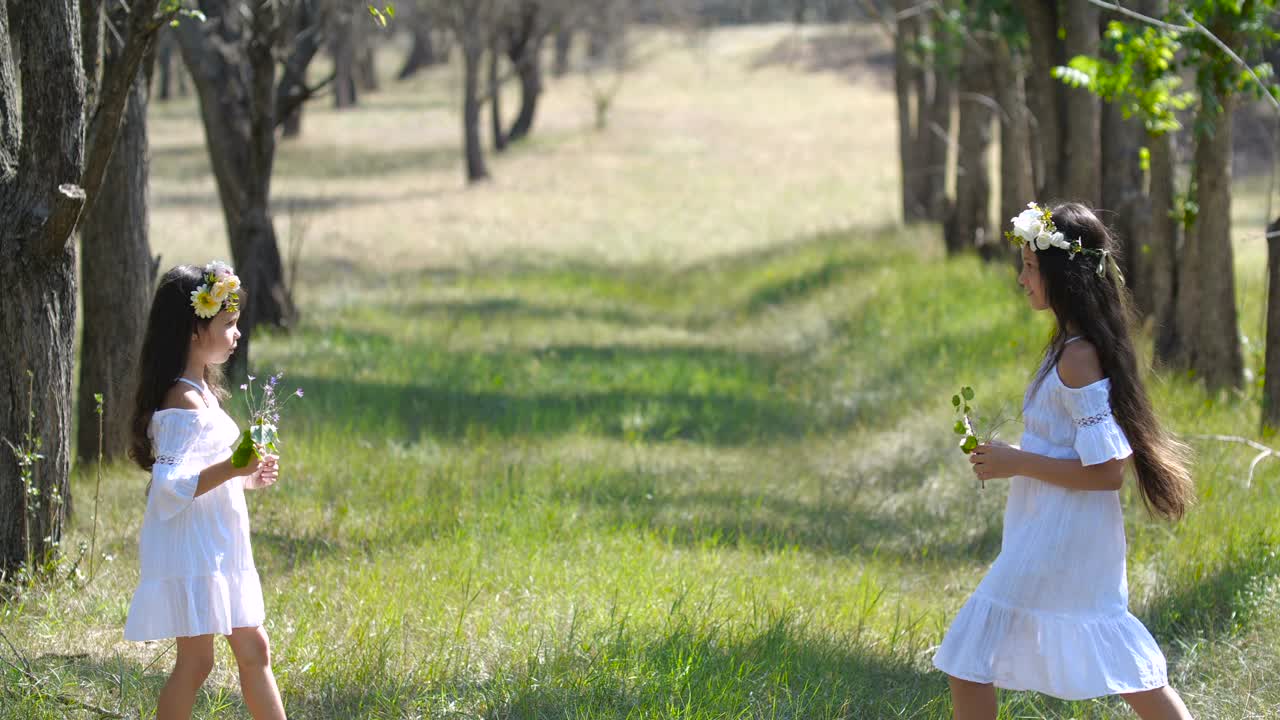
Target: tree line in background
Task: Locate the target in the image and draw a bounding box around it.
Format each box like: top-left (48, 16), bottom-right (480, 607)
top-left (882, 0), bottom-right (1280, 412)
top-left (3, 0), bottom-right (1277, 581)
top-left (0, 0), bottom-right (699, 578)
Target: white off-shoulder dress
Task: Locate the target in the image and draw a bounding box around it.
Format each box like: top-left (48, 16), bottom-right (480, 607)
top-left (124, 383), bottom-right (264, 641)
top-left (933, 352), bottom-right (1168, 700)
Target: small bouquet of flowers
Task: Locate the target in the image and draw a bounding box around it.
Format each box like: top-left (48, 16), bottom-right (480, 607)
top-left (231, 372), bottom-right (304, 468)
top-left (951, 386), bottom-right (1012, 489)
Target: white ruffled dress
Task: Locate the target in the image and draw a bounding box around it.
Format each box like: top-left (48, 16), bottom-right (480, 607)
top-left (124, 397), bottom-right (265, 641)
top-left (932, 360), bottom-right (1168, 700)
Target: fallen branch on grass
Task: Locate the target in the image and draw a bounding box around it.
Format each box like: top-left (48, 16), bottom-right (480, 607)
top-left (1188, 434), bottom-right (1279, 489)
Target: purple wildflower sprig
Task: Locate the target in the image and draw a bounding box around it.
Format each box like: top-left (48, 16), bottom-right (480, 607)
top-left (230, 372), bottom-right (304, 468)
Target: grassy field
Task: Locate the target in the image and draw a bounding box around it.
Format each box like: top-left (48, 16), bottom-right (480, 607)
top-left (6, 23), bottom-right (1280, 720)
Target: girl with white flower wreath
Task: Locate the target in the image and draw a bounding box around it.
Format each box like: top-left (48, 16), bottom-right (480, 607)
top-left (934, 203), bottom-right (1195, 720)
top-left (126, 263), bottom-right (286, 720)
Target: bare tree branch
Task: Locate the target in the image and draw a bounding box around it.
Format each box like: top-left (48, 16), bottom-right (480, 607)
top-left (1086, 0), bottom-right (1280, 116)
top-left (1190, 433), bottom-right (1279, 488)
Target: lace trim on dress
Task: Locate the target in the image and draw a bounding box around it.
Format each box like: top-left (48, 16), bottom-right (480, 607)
top-left (155, 454), bottom-right (181, 465)
top-left (1074, 411), bottom-right (1112, 428)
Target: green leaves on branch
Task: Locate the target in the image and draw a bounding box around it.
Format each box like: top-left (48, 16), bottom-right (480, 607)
top-left (951, 386), bottom-right (980, 454)
top-left (231, 423), bottom-right (279, 468)
top-left (368, 4), bottom-right (396, 27)
top-left (1053, 21), bottom-right (1191, 136)
top-left (159, 1), bottom-right (206, 27)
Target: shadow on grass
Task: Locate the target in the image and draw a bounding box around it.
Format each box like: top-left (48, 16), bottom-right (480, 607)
top-left (375, 295), bottom-right (656, 329)
top-left (1142, 531), bottom-right (1280, 644)
top-left (151, 142), bottom-right (459, 182)
top-left (562, 462), bottom-right (1002, 564)
top-left (273, 613), bottom-right (949, 719)
top-left (283, 329), bottom-right (812, 446)
top-left (473, 613), bottom-right (948, 720)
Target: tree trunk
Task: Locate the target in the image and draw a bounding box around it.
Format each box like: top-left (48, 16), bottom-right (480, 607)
top-left (1140, 0), bottom-right (1177, 340)
top-left (1101, 100), bottom-right (1147, 307)
top-left (331, 8), bottom-right (358, 108)
top-left (276, 0), bottom-right (324, 140)
top-left (1264, 215), bottom-right (1280, 428)
top-left (398, 10), bottom-right (438, 79)
top-left (0, 0), bottom-right (85, 574)
top-left (1149, 131), bottom-right (1180, 364)
top-left (508, 43), bottom-right (543, 142)
top-left (1175, 96), bottom-right (1242, 388)
top-left (356, 18), bottom-right (378, 92)
top-left (176, 0), bottom-right (296, 367)
top-left (78, 36), bottom-right (154, 463)
top-left (505, 3), bottom-right (545, 143)
top-left (1061, 0), bottom-right (1100, 204)
top-left (462, 36), bottom-right (489, 182)
top-left (156, 28), bottom-right (175, 101)
top-left (489, 45), bottom-right (507, 152)
top-left (893, 0), bottom-right (924, 223)
top-left (923, 65), bottom-right (953, 222)
top-left (944, 38), bottom-right (994, 256)
top-left (995, 37), bottom-right (1032, 255)
top-left (553, 26), bottom-right (572, 77)
top-left (1017, 0), bottom-right (1063, 200)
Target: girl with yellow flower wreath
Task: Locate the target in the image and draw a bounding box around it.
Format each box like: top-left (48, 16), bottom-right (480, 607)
top-left (126, 263), bottom-right (287, 720)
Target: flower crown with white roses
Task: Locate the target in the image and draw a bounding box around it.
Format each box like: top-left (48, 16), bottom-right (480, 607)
top-left (1005, 202), bottom-right (1125, 286)
top-left (190, 261), bottom-right (242, 319)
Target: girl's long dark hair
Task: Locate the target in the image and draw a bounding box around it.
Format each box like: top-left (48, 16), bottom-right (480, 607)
top-left (1033, 202), bottom-right (1194, 520)
top-left (129, 265), bottom-right (236, 471)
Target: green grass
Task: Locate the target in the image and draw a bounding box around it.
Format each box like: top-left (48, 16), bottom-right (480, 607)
top-left (7, 227), bottom-right (1280, 719)
top-left (9, 21), bottom-right (1280, 720)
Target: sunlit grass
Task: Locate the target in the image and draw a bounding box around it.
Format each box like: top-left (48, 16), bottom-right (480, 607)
top-left (6, 21), bottom-right (1280, 720)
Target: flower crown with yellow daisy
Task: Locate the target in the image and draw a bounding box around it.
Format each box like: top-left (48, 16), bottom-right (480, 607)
top-left (190, 261), bottom-right (242, 319)
top-left (1005, 202), bottom-right (1125, 285)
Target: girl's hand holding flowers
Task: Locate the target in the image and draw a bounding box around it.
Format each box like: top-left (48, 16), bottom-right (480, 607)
top-left (951, 386), bottom-right (1013, 489)
top-left (969, 442), bottom-right (1021, 484)
top-left (246, 454), bottom-right (279, 490)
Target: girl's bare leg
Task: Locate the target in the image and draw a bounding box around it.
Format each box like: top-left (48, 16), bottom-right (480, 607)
top-left (156, 635), bottom-right (215, 720)
top-left (948, 675), bottom-right (997, 720)
top-left (1122, 685), bottom-right (1193, 720)
top-left (226, 626), bottom-right (286, 720)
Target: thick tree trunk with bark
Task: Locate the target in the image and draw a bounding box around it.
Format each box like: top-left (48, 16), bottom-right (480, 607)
top-left (1175, 97), bottom-right (1242, 388)
top-left (2, 0), bottom-right (164, 573)
top-left (945, 38), bottom-right (994, 256)
top-left (1017, 0), bottom-right (1063, 200)
top-left (176, 0), bottom-right (297, 375)
top-left (78, 32), bottom-right (154, 462)
top-left (0, 0), bottom-right (85, 574)
top-left (1061, 0), bottom-right (1100, 204)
